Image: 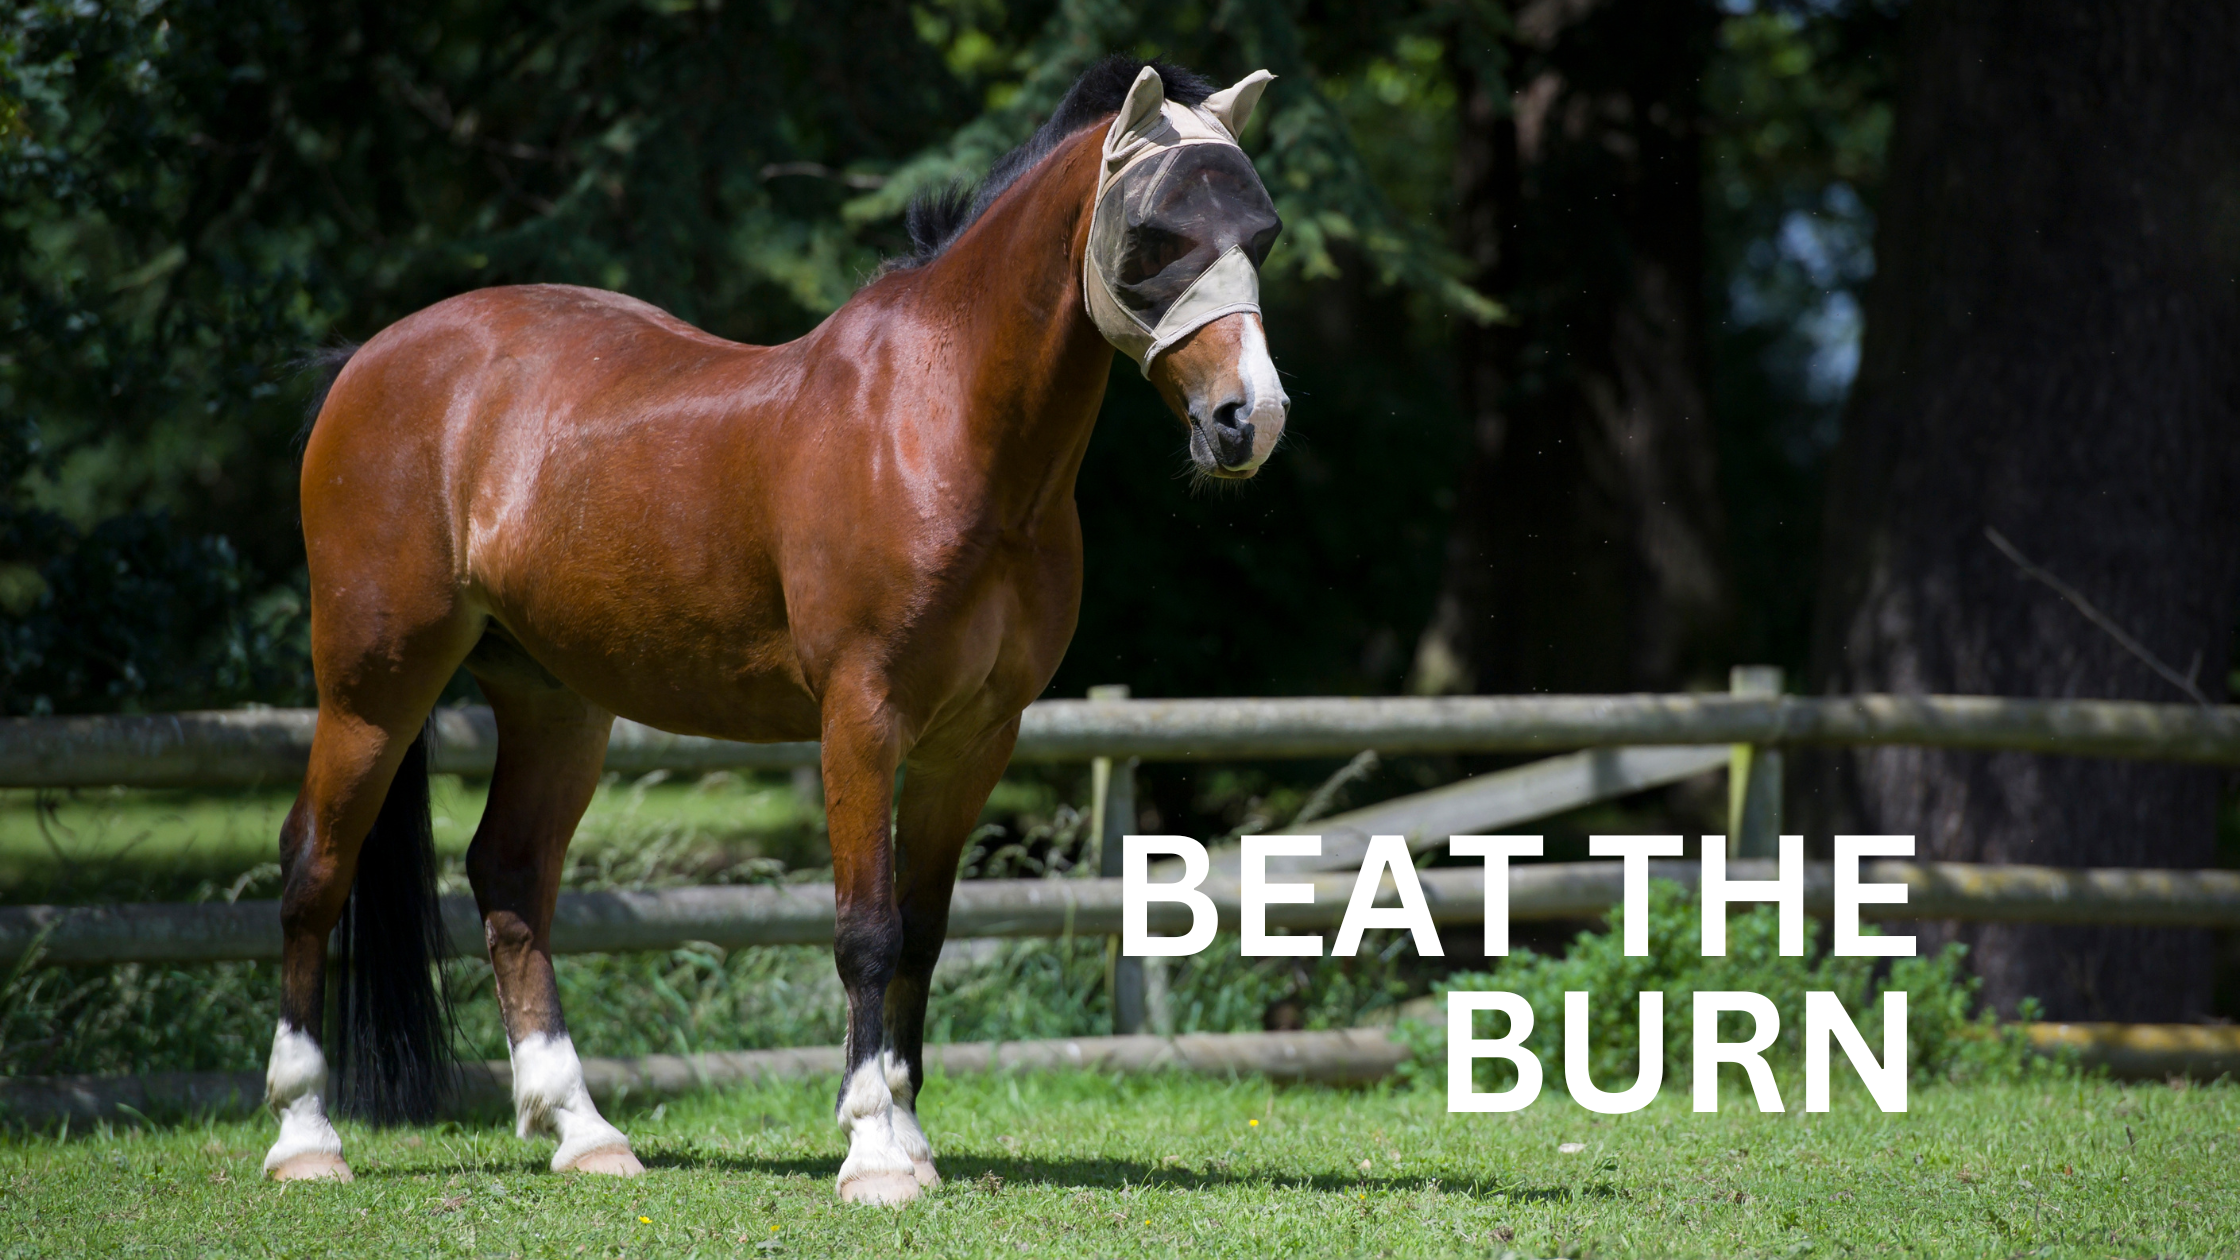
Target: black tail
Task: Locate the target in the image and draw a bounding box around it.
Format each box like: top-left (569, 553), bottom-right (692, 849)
top-left (292, 341), bottom-right (360, 453)
top-left (333, 725), bottom-right (455, 1123)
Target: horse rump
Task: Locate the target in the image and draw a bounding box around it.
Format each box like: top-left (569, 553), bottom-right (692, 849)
top-left (333, 723), bottom-right (457, 1123)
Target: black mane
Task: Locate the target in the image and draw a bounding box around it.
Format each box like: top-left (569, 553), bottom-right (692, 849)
top-left (894, 55), bottom-right (1214, 268)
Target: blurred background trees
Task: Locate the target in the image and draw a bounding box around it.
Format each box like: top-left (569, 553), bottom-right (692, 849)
top-left (1410, 0), bottom-right (1735, 697)
top-left (2, 0), bottom-right (1880, 712)
top-left (4, 0), bottom-right (2235, 1019)
top-left (1803, 0), bottom-right (2240, 1021)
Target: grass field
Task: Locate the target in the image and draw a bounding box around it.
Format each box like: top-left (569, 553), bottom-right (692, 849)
top-left (8, 777), bottom-right (2239, 1254)
top-left (6, 1071), bottom-right (2235, 1257)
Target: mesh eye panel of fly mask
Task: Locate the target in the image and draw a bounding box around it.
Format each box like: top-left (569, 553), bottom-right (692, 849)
top-left (1084, 67), bottom-right (1283, 375)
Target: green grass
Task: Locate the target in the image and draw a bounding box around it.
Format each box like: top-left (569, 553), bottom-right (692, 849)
top-left (5, 1072), bottom-right (2235, 1256)
top-left (10, 781), bottom-right (2233, 1253)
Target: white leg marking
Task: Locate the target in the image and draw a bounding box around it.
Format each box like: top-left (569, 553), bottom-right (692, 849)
top-left (882, 1049), bottom-right (939, 1186)
top-left (262, 1022), bottom-right (350, 1181)
top-left (835, 1056), bottom-right (920, 1205)
top-left (511, 1032), bottom-right (642, 1175)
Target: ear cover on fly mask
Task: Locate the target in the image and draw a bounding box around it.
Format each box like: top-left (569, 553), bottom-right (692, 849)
top-left (1084, 67), bottom-right (1279, 376)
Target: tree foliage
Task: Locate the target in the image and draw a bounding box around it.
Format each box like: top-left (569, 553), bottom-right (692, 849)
top-left (2, 0), bottom-right (1897, 722)
top-left (0, 0), bottom-right (971, 711)
top-left (0, 0), bottom-right (1501, 714)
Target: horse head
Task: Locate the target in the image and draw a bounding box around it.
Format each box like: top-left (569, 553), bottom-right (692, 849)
top-left (1083, 66), bottom-right (1288, 480)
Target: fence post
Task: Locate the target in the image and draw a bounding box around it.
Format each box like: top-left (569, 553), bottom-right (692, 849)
top-left (1089, 685), bottom-right (1149, 1035)
top-left (1728, 665), bottom-right (1784, 859)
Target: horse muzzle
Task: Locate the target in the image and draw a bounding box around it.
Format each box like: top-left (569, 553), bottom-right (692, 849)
top-left (1189, 398), bottom-right (1286, 478)
top-left (1169, 313), bottom-right (1288, 479)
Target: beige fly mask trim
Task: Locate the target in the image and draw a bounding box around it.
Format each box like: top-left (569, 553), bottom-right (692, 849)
top-left (1085, 66), bottom-right (1279, 375)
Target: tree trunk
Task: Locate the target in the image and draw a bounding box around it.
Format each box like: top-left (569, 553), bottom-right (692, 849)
top-left (1808, 0), bottom-right (2240, 1020)
top-left (1413, 0), bottom-right (1731, 697)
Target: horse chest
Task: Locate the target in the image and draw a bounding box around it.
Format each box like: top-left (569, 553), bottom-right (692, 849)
top-left (884, 521), bottom-right (1081, 690)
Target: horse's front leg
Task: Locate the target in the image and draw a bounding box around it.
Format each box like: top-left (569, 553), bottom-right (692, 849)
top-left (823, 697), bottom-right (919, 1205)
top-left (884, 723), bottom-right (1022, 1188)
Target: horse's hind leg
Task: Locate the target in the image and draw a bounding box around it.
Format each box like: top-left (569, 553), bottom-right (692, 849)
top-left (265, 646), bottom-right (466, 1181)
top-left (464, 676), bottom-right (641, 1176)
top-left (265, 723), bottom-right (400, 1182)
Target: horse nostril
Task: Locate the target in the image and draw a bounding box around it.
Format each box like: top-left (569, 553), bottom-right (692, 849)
top-left (1200, 399), bottom-right (1256, 468)
top-left (1212, 421), bottom-right (1255, 467)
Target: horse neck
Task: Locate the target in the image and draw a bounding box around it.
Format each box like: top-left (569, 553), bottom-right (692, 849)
top-left (907, 133), bottom-right (1112, 523)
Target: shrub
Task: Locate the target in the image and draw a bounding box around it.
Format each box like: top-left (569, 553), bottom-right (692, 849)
top-left (1392, 879), bottom-right (2060, 1095)
top-left (0, 509), bottom-right (311, 716)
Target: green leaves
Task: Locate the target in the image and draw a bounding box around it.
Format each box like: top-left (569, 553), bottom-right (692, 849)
top-left (0, 507), bottom-right (310, 715)
top-left (1400, 879), bottom-right (2058, 1097)
top-left (844, 0), bottom-right (1502, 323)
top-left (1215, 0), bottom-right (1500, 323)
top-left (0, 0), bottom-right (984, 713)
top-left (844, 0), bottom-right (1133, 229)
top-left (3, 0), bottom-right (1510, 715)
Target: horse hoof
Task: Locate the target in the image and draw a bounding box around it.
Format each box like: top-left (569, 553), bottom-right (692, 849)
top-left (913, 1160), bottom-right (941, 1188)
top-left (838, 1170), bottom-right (922, 1206)
top-left (558, 1145), bottom-right (645, 1177)
top-left (268, 1152), bottom-right (354, 1183)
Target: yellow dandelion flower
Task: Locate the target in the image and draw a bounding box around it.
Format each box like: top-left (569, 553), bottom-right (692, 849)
top-left (638, 1216), bottom-right (652, 1224)
top-left (1248, 1118), bottom-right (1258, 1127)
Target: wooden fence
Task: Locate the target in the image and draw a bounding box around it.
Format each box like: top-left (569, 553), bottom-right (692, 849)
top-left (9, 678), bottom-right (2240, 791)
top-left (6, 668), bottom-right (2238, 1080)
top-left (8, 860), bottom-right (2240, 968)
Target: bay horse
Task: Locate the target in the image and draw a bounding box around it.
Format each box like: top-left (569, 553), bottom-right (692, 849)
top-left (262, 56), bottom-right (1287, 1206)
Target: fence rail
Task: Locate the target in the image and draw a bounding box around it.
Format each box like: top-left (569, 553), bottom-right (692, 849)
top-left (9, 684), bottom-right (2238, 1049)
top-left (10, 859), bottom-right (2240, 968)
top-left (8, 693), bottom-right (2240, 789)
top-left (9, 1020), bottom-right (2240, 1126)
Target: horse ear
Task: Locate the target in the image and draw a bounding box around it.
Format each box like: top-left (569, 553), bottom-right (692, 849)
top-left (1112, 65), bottom-right (1166, 142)
top-left (1203, 70), bottom-right (1275, 139)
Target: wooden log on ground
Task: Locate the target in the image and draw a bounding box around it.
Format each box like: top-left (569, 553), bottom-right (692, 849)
top-left (574, 1029), bottom-right (1406, 1102)
top-left (4, 1020), bottom-right (2231, 1126)
top-left (0, 1029), bottom-right (1408, 1125)
top-left (0, 1068), bottom-right (266, 1126)
top-left (2025, 1023), bottom-right (2240, 1080)
top-left (8, 861), bottom-right (2240, 967)
top-left (9, 694), bottom-right (2240, 789)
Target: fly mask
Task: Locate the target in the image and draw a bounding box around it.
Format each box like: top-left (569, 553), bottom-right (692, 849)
top-left (1084, 67), bottom-right (1283, 375)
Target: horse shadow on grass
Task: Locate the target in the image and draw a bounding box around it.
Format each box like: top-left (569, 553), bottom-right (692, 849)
top-left (638, 1149), bottom-right (1609, 1204)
